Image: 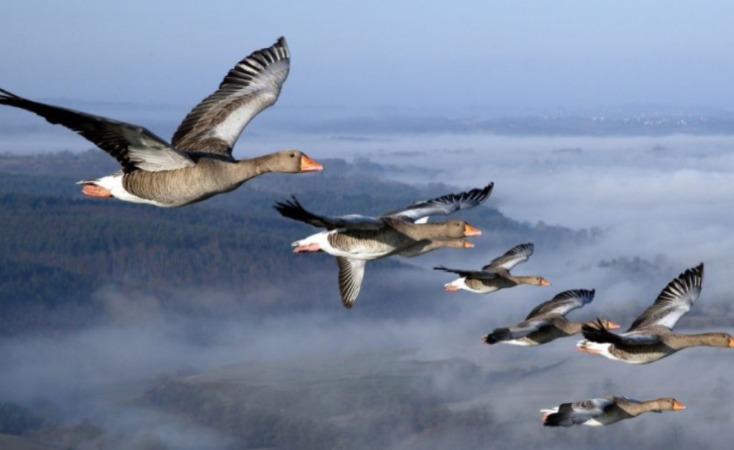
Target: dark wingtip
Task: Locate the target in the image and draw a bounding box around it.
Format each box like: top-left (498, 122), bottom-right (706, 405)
top-left (543, 411), bottom-right (571, 427)
top-left (273, 196), bottom-right (303, 217)
top-left (0, 87), bottom-right (21, 103)
top-left (581, 318), bottom-right (613, 342)
top-left (433, 265), bottom-right (447, 272)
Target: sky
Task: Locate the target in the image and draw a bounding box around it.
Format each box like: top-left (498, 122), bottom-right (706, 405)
top-left (2, 3), bottom-right (734, 446)
top-left (2, 1), bottom-right (734, 111)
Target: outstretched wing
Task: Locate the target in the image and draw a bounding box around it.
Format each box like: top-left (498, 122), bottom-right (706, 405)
top-left (526, 289), bottom-right (595, 320)
top-left (483, 243), bottom-right (534, 271)
top-left (382, 183), bottom-right (493, 222)
top-left (273, 197), bottom-right (384, 230)
top-left (172, 37), bottom-right (290, 157)
top-left (0, 88), bottom-right (194, 173)
top-left (483, 318), bottom-right (551, 344)
top-left (582, 319), bottom-right (661, 345)
top-left (336, 257), bottom-right (366, 309)
top-left (433, 265), bottom-right (499, 280)
top-left (543, 398), bottom-right (613, 427)
top-left (628, 263), bottom-right (704, 332)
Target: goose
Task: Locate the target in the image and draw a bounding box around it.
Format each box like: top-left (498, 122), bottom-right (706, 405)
top-left (274, 183), bottom-right (493, 308)
top-left (0, 37), bottom-right (323, 208)
top-left (542, 396), bottom-right (686, 427)
top-left (434, 243), bottom-right (550, 294)
top-left (577, 263), bottom-right (734, 364)
top-left (483, 289), bottom-right (620, 346)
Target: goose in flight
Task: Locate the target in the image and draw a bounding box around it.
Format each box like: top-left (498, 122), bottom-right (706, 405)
top-left (542, 396), bottom-right (686, 427)
top-left (483, 289), bottom-right (619, 346)
top-left (274, 183), bottom-right (493, 308)
top-left (434, 243), bottom-right (550, 294)
top-left (0, 37), bottom-right (323, 208)
top-left (577, 263), bottom-right (734, 363)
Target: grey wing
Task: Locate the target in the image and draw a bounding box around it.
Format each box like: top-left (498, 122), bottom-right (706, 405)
top-left (336, 257), bottom-right (367, 309)
top-left (628, 263), bottom-right (703, 331)
top-left (273, 197), bottom-right (384, 230)
top-left (525, 289), bottom-right (595, 320)
top-left (172, 37), bottom-right (290, 157)
top-left (543, 398), bottom-right (613, 427)
top-left (0, 88), bottom-right (194, 173)
top-left (482, 243), bottom-right (534, 271)
top-left (382, 183), bottom-right (493, 222)
top-left (581, 319), bottom-right (661, 345)
top-left (433, 266), bottom-right (499, 280)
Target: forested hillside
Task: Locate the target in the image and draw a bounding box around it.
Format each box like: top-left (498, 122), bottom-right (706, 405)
top-left (0, 151), bottom-right (592, 334)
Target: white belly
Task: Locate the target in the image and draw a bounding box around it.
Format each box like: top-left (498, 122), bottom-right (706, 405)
top-left (294, 230), bottom-right (389, 260)
top-left (94, 174), bottom-right (169, 207)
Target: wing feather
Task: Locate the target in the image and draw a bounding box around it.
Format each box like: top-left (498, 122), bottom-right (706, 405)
top-left (526, 289), bottom-right (595, 320)
top-left (172, 37), bottom-right (290, 156)
top-left (337, 257), bottom-right (366, 309)
top-left (628, 263), bottom-right (704, 331)
top-left (273, 197), bottom-right (384, 230)
top-left (0, 88), bottom-right (193, 173)
top-left (483, 243), bottom-right (534, 271)
top-left (383, 183), bottom-right (493, 222)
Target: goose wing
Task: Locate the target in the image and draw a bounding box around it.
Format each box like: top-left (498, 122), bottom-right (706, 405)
top-left (0, 88), bottom-right (194, 173)
top-left (482, 243), bottom-right (534, 271)
top-left (526, 289), bottom-right (595, 320)
top-left (273, 197), bottom-right (384, 230)
top-left (581, 319), bottom-right (661, 345)
top-left (337, 257), bottom-right (366, 309)
top-left (172, 37), bottom-right (290, 157)
top-left (543, 398), bottom-right (614, 427)
top-left (628, 263), bottom-right (704, 332)
top-left (382, 183), bottom-right (493, 222)
top-left (433, 265), bottom-right (499, 280)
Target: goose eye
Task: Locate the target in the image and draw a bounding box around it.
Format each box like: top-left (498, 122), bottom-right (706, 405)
top-left (290, 153), bottom-right (296, 158)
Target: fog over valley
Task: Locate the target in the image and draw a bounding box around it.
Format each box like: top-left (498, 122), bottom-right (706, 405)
top-left (1, 118), bottom-right (733, 448)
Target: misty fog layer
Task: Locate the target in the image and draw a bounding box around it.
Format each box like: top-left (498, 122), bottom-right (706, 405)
top-left (1, 128), bottom-right (734, 449)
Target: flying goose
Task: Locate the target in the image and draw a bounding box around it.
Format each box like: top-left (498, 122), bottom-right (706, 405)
top-left (274, 183), bottom-right (493, 308)
top-left (0, 37), bottom-right (323, 208)
top-left (578, 263), bottom-right (734, 363)
top-left (434, 243), bottom-right (550, 294)
top-left (542, 396), bottom-right (686, 427)
top-left (483, 289), bottom-right (620, 346)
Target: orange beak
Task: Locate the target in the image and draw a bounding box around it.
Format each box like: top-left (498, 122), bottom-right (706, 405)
top-left (300, 155), bottom-right (324, 172)
top-left (728, 336), bottom-right (734, 348)
top-left (540, 279), bottom-right (552, 286)
top-left (463, 224), bottom-right (482, 237)
top-left (608, 321), bottom-right (621, 330)
top-left (672, 400), bottom-right (686, 411)
top-left (463, 241), bottom-right (474, 248)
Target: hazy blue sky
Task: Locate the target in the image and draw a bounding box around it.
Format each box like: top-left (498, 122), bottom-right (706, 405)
top-left (1, 1), bottom-right (734, 111)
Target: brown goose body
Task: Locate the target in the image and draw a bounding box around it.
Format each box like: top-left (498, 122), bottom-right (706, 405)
top-left (119, 153), bottom-right (307, 207)
top-left (504, 317), bottom-right (584, 346)
top-left (0, 38), bottom-right (324, 208)
top-left (542, 397), bottom-right (686, 427)
top-left (463, 270), bottom-right (542, 293)
top-left (581, 328), bottom-right (734, 364)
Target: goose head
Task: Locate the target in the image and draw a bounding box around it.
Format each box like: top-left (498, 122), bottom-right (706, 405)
top-left (271, 150), bottom-right (324, 173)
